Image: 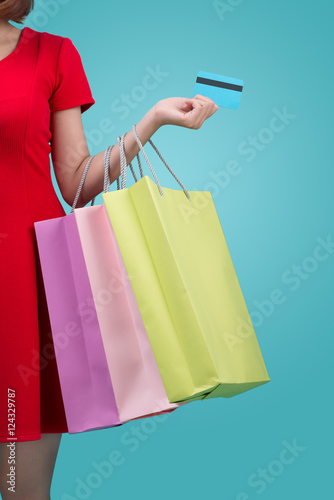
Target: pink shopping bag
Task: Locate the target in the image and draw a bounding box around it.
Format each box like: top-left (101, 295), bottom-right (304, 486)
top-left (73, 203), bottom-right (178, 422)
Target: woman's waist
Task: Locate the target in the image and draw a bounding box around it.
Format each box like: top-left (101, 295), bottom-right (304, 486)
top-left (0, 183), bottom-right (66, 227)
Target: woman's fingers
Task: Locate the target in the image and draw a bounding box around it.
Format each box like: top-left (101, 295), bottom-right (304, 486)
top-left (182, 99), bottom-right (204, 128)
top-left (194, 94), bottom-right (218, 111)
top-left (193, 94), bottom-right (215, 104)
top-left (183, 95), bottom-right (218, 129)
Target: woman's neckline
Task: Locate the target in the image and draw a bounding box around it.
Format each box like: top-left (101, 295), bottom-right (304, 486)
top-left (0, 26), bottom-right (28, 66)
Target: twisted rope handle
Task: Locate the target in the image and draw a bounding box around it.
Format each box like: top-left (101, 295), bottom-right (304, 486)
top-left (147, 138), bottom-right (190, 199)
top-left (116, 134), bottom-right (141, 190)
top-left (70, 156), bottom-right (94, 213)
top-left (136, 152), bottom-right (144, 178)
top-left (70, 145), bottom-right (114, 214)
top-left (131, 128), bottom-right (163, 195)
top-left (116, 134), bottom-right (127, 189)
top-left (116, 129), bottom-right (163, 193)
top-left (129, 162), bottom-right (138, 183)
top-left (103, 145), bottom-right (113, 193)
top-left (131, 125), bottom-right (191, 200)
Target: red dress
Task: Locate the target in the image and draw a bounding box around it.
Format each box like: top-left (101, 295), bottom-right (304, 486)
top-left (0, 26), bottom-right (95, 442)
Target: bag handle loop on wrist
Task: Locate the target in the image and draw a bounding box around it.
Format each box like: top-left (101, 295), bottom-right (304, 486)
top-left (129, 124), bottom-right (191, 199)
top-left (116, 133), bottom-right (142, 189)
top-left (70, 145), bottom-right (114, 213)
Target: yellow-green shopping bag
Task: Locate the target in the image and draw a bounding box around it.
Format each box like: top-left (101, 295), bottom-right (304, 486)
top-left (103, 126), bottom-right (271, 403)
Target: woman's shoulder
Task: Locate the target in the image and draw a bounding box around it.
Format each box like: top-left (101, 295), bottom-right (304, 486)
top-left (24, 26), bottom-right (73, 51)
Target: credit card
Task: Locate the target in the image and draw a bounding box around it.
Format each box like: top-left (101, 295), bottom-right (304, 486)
top-left (193, 71), bottom-right (244, 109)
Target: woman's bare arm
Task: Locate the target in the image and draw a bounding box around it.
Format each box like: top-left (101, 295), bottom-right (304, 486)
top-left (50, 95), bottom-right (218, 208)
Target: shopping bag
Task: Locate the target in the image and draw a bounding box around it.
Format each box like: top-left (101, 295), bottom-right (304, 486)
top-left (34, 156), bottom-right (120, 433)
top-left (35, 148), bottom-right (178, 432)
top-left (102, 126), bottom-right (271, 404)
top-left (73, 202), bottom-right (178, 422)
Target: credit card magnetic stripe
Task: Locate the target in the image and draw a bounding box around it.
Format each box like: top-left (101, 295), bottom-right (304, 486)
top-left (196, 76), bottom-right (243, 93)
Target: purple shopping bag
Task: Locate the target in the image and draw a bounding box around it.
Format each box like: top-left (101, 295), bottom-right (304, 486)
top-left (34, 212), bottom-right (121, 433)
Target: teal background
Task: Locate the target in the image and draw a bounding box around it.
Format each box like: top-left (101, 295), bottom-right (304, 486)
top-left (15, 0), bottom-right (334, 498)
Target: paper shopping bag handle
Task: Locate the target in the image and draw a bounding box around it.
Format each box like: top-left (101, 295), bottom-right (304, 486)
top-left (115, 133), bottom-right (143, 191)
top-left (116, 125), bottom-right (191, 200)
top-left (70, 145), bottom-right (114, 213)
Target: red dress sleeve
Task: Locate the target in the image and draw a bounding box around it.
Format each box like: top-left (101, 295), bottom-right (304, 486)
top-left (49, 37), bottom-right (95, 113)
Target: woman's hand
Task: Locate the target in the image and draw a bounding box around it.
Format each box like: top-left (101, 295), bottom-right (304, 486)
top-left (153, 95), bottom-right (219, 130)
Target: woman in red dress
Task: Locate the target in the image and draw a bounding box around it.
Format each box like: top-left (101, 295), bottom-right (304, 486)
top-left (0, 0), bottom-right (218, 497)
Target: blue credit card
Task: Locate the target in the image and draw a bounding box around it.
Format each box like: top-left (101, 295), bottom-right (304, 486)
top-left (193, 71), bottom-right (244, 109)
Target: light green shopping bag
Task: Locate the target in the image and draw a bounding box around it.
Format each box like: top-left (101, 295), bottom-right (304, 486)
top-left (102, 127), bottom-right (270, 403)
